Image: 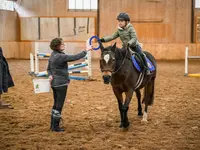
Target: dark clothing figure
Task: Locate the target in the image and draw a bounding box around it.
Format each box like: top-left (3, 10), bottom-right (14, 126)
top-left (52, 86), bottom-right (68, 113)
top-left (0, 47), bottom-right (14, 109)
top-left (47, 38), bottom-right (89, 132)
top-left (47, 50), bottom-right (87, 87)
top-left (50, 86), bottom-right (68, 130)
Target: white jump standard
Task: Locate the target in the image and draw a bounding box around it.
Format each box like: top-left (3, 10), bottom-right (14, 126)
top-left (184, 46), bottom-right (200, 77)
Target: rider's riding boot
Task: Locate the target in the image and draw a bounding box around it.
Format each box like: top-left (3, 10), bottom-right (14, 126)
top-left (141, 54), bottom-right (151, 75)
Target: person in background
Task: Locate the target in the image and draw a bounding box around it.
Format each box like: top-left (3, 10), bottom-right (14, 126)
top-left (47, 38), bottom-right (93, 132)
top-left (0, 47), bottom-right (14, 109)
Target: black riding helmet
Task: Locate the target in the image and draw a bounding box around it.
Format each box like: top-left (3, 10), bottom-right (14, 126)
top-left (117, 12), bottom-right (130, 21)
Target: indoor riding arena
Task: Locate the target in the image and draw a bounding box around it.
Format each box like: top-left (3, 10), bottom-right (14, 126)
top-left (0, 0), bottom-right (200, 150)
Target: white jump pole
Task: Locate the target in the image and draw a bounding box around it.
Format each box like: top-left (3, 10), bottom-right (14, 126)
top-left (87, 51), bottom-right (92, 79)
top-left (185, 46), bottom-right (188, 76)
top-left (30, 53), bottom-right (34, 73)
top-left (35, 42), bottom-right (39, 74)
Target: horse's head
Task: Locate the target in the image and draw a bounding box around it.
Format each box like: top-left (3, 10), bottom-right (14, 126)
top-left (99, 42), bottom-right (117, 84)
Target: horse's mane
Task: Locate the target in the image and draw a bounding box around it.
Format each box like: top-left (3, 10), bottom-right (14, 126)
top-left (104, 45), bottom-right (125, 51)
top-left (104, 46), bottom-right (127, 58)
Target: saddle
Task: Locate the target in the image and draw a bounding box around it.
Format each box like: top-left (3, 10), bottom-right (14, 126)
top-left (129, 48), bottom-right (155, 73)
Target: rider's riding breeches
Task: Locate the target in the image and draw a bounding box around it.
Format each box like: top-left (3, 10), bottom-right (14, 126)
top-left (130, 46), bottom-right (148, 69)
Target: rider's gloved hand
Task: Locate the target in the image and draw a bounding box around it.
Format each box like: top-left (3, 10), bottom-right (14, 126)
top-left (100, 38), bottom-right (105, 42)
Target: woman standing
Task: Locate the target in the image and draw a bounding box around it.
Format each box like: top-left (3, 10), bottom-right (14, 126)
top-left (47, 38), bottom-right (93, 132)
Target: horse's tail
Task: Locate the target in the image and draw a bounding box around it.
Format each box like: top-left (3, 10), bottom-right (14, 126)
top-left (142, 77), bottom-right (155, 106)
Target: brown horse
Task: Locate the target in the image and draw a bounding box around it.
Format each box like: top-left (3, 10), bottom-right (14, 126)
top-left (99, 43), bottom-right (157, 128)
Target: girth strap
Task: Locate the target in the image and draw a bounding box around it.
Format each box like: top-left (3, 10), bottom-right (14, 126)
top-left (134, 71), bottom-right (145, 90)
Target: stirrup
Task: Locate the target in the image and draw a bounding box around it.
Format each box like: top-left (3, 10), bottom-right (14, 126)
top-left (146, 70), bottom-right (151, 75)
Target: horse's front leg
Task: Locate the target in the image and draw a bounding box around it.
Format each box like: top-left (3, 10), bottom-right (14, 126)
top-left (123, 89), bottom-right (134, 128)
top-left (135, 89), bottom-right (143, 116)
top-left (112, 88), bottom-right (123, 128)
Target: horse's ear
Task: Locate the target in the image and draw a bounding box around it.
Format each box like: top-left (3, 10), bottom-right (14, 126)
top-left (99, 42), bottom-right (104, 51)
top-left (112, 42), bottom-right (116, 52)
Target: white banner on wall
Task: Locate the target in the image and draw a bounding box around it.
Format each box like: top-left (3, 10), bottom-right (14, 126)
top-left (195, 0), bottom-right (200, 8)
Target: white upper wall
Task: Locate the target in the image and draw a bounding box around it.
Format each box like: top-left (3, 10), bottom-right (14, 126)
top-left (195, 0), bottom-right (200, 8)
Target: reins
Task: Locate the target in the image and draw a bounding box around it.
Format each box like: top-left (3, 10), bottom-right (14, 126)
top-left (112, 49), bottom-right (128, 75)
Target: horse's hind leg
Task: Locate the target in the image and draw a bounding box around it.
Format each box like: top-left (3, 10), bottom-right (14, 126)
top-left (135, 89), bottom-right (143, 116)
top-left (112, 88), bottom-right (124, 128)
top-left (142, 77), bottom-right (155, 122)
top-left (142, 105), bottom-right (148, 122)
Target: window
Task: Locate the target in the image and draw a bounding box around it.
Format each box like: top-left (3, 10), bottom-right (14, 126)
top-left (195, 0), bottom-right (200, 8)
top-left (0, 0), bottom-right (14, 11)
top-left (69, 0), bottom-right (97, 10)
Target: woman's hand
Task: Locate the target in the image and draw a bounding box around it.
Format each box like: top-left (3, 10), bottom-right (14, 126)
top-left (49, 75), bottom-right (53, 83)
top-left (85, 45), bottom-right (93, 52)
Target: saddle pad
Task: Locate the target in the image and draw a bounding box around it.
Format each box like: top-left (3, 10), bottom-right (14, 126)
top-left (131, 55), bottom-right (155, 72)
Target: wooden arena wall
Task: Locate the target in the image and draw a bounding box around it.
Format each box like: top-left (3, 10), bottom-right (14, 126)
top-left (99, 0), bottom-right (192, 43)
top-left (1, 0), bottom-right (200, 60)
top-left (0, 10), bottom-right (19, 41)
top-left (1, 42), bottom-right (200, 60)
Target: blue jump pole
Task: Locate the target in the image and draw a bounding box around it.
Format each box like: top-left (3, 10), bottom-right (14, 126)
top-left (36, 72), bottom-right (48, 77)
top-left (37, 53), bottom-right (51, 57)
top-left (36, 73), bottom-right (88, 81)
top-left (68, 63), bottom-right (88, 70)
top-left (68, 70), bottom-right (88, 74)
top-left (69, 76), bottom-right (88, 80)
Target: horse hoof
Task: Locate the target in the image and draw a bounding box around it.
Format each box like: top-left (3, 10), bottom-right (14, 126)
top-left (119, 123), bottom-right (123, 128)
top-left (138, 112), bottom-right (143, 116)
top-left (123, 122), bottom-right (130, 128)
top-left (141, 119), bottom-right (148, 122)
